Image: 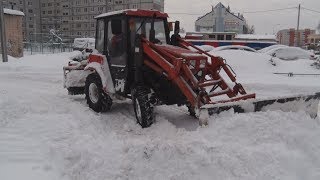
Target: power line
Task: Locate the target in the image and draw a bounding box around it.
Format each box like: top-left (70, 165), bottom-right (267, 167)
top-left (168, 7), bottom-right (298, 16)
top-left (243, 7), bottom-right (297, 14)
top-left (301, 7), bottom-right (320, 14)
top-left (168, 12), bottom-right (202, 16)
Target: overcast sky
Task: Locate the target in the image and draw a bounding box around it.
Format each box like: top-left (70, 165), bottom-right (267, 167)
top-left (165, 0), bottom-right (320, 34)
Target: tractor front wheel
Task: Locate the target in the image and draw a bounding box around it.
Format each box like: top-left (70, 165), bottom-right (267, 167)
top-left (186, 103), bottom-right (197, 118)
top-left (85, 73), bottom-right (112, 112)
top-left (132, 86), bottom-right (154, 128)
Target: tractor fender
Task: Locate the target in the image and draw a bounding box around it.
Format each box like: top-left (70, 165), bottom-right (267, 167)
top-left (84, 57), bottom-right (115, 94)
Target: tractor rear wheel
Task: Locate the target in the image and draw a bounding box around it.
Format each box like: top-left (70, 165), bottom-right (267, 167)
top-left (132, 86), bottom-right (154, 128)
top-left (85, 73), bottom-right (112, 112)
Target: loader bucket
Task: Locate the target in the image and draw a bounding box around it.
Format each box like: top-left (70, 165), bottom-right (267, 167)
top-left (201, 92), bottom-right (320, 122)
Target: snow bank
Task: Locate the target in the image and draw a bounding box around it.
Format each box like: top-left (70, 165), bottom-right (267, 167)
top-left (211, 50), bottom-right (320, 97)
top-left (266, 47), bottom-right (314, 60)
top-left (235, 34), bottom-right (276, 40)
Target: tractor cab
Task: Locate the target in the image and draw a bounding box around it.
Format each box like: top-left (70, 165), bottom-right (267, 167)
top-left (94, 10), bottom-right (171, 95)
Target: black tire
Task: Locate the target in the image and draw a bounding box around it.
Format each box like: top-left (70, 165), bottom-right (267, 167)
top-left (85, 73), bottom-right (112, 112)
top-left (132, 86), bottom-right (154, 128)
top-left (186, 103), bottom-right (197, 118)
top-left (67, 87), bottom-right (84, 95)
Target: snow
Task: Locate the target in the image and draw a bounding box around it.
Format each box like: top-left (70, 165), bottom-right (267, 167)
top-left (3, 8), bottom-right (25, 16)
top-left (264, 47), bottom-right (314, 60)
top-left (212, 45), bottom-right (256, 52)
top-left (210, 50), bottom-right (320, 98)
top-left (258, 44), bottom-right (288, 53)
top-left (95, 9), bottom-right (138, 19)
top-left (1, 52), bottom-right (320, 180)
top-left (73, 38), bottom-right (95, 50)
top-left (235, 34), bottom-right (276, 40)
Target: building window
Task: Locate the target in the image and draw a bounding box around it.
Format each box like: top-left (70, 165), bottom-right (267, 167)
top-left (226, 35), bottom-right (232, 40)
top-left (217, 35), bottom-right (224, 40)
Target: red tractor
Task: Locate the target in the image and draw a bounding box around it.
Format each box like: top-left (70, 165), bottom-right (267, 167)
top-left (64, 9), bottom-right (320, 128)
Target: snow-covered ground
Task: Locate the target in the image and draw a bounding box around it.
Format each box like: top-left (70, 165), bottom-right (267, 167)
top-left (1, 52), bottom-right (320, 180)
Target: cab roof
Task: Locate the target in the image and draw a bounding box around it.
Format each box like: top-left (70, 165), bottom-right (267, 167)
top-left (95, 9), bottom-right (168, 19)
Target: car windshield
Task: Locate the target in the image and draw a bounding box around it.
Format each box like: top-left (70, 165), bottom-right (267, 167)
top-left (132, 18), bottom-right (167, 44)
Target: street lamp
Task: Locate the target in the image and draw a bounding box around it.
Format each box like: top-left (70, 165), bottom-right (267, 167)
top-left (34, 14), bottom-right (37, 42)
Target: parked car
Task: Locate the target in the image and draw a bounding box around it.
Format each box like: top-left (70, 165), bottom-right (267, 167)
top-left (212, 45), bottom-right (256, 52)
top-left (73, 38), bottom-right (95, 51)
top-left (265, 47), bottom-right (315, 60)
top-left (257, 44), bottom-right (288, 53)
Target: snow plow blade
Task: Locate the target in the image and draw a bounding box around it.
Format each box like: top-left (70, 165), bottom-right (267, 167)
top-left (202, 92), bottom-right (320, 118)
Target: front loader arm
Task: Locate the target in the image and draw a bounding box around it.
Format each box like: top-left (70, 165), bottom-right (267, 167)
top-left (141, 37), bottom-right (255, 115)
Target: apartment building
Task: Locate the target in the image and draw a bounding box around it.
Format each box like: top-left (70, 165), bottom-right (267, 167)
top-left (277, 28), bottom-right (316, 47)
top-left (2, 0), bottom-right (164, 42)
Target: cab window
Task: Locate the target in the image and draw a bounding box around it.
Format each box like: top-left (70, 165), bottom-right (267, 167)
top-left (96, 19), bottom-right (105, 53)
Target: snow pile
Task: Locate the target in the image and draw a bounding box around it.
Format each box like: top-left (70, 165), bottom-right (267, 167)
top-left (211, 50), bottom-right (320, 97)
top-left (3, 8), bottom-right (25, 16)
top-left (212, 45), bottom-right (256, 52)
top-left (265, 47), bottom-right (314, 60)
top-left (0, 55), bottom-right (18, 62)
top-left (73, 38), bottom-right (95, 50)
top-left (1, 52), bottom-right (320, 180)
top-left (188, 45), bottom-right (214, 52)
top-left (257, 45), bottom-right (288, 53)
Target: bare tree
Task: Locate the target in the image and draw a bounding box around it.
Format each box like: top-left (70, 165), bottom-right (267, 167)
top-left (248, 25), bottom-right (255, 34)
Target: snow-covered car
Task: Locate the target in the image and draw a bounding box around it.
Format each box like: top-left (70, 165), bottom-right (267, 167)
top-left (257, 44), bottom-right (288, 53)
top-left (311, 56), bottom-right (320, 69)
top-left (188, 45), bottom-right (214, 52)
top-left (212, 45), bottom-right (257, 52)
top-left (73, 38), bottom-right (95, 51)
top-left (314, 51), bottom-right (320, 59)
top-left (265, 47), bottom-right (315, 60)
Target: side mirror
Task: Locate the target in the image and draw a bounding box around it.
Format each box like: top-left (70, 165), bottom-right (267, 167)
top-left (111, 19), bottom-right (122, 35)
top-left (174, 21), bottom-right (180, 35)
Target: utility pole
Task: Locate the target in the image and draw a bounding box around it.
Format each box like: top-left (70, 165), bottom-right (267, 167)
top-left (0, 2), bottom-right (8, 62)
top-left (296, 4), bottom-right (301, 47)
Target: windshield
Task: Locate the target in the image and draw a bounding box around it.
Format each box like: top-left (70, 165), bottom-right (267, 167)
top-left (131, 18), bottom-right (168, 44)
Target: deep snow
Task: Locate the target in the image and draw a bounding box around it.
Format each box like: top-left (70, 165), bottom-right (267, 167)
top-left (0, 52), bottom-right (320, 180)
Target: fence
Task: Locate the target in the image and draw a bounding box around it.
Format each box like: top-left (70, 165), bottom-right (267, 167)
top-left (23, 42), bottom-right (74, 55)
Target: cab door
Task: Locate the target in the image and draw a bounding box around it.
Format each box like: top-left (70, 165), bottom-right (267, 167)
top-left (106, 18), bottom-right (128, 94)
